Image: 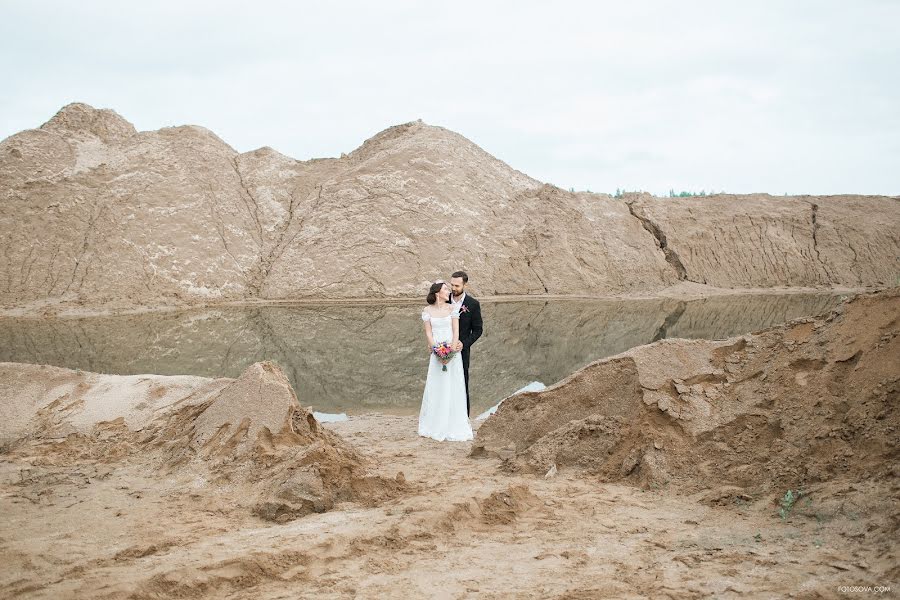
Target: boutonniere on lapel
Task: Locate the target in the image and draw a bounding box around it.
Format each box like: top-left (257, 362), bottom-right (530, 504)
top-left (459, 305), bottom-right (469, 314)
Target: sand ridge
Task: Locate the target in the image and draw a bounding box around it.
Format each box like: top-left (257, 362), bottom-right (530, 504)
top-left (1, 102), bottom-right (898, 316)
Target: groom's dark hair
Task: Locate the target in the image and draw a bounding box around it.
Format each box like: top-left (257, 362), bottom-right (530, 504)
top-left (451, 270), bottom-right (468, 283)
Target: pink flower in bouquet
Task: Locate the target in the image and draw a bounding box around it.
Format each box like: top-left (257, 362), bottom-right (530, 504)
top-left (431, 342), bottom-right (458, 371)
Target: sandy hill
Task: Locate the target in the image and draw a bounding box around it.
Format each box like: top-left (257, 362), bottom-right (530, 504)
top-left (473, 288), bottom-right (899, 500)
top-left (1, 103), bottom-right (897, 313)
top-left (0, 360), bottom-right (404, 522)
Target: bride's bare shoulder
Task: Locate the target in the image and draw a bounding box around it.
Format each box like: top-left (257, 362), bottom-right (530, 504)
top-left (422, 304), bottom-right (450, 317)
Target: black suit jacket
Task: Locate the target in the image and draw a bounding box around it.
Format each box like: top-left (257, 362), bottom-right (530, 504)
top-left (455, 294), bottom-right (483, 353)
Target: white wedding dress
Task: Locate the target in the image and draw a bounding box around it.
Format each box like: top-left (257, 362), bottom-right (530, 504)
top-left (418, 307), bottom-right (473, 442)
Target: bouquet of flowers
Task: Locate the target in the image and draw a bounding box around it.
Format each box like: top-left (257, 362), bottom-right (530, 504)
top-left (432, 341), bottom-right (458, 371)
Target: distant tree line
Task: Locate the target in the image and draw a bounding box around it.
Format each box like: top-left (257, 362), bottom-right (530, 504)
top-left (667, 189), bottom-right (716, 197)
top-left (611, 188), bottom-right (724, 198)
top-left (566, 187), bottom-right (726, 198)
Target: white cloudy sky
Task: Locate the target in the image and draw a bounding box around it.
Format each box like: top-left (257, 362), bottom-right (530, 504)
top-left (2, 0), bottom-right (898, 195)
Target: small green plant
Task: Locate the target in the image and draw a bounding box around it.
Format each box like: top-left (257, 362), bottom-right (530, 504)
top-left (779, 489), bottom-right (804, 519)
top-left (753, 532), bottom-right (762, 542)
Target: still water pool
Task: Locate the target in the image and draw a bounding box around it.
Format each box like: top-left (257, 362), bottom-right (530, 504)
top-left (0, 293), bottom-right (845, 415)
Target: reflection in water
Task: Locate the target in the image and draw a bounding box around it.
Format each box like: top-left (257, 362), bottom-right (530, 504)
top-left (0, 294), bottom-right (844, 414)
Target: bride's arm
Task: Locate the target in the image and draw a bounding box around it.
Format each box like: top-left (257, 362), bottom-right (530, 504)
top-left (452, 317), bottom-right (460, 347)
top-left (423, 320), bottom-right (435, 350)
top-left (422, 309), bottom-right (436, 351)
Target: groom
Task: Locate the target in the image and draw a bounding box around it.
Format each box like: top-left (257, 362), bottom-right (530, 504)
top-left (448, 270), bottom-right (483, 416)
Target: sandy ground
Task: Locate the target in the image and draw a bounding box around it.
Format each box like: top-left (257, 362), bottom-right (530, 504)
top-left (2, 290), bottom-right (896, 599)
top-left (1, 413), bottom-right (889, 600)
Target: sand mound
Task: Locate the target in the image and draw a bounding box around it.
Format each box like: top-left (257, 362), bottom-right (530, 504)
top-left (41, 102), bottom-right (137, 145)
top-left (1, 360), bottom-right (405, 521)
top-left (3, 103), bottom-right (898, 316)
top-left (0, 362), bottom-right (224, 447)
top-left (473, 289), bottom-right (900, 499)
top-left (173, 360), bottom-right (316, 454)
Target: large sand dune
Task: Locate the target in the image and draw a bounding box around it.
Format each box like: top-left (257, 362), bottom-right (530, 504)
top-left (1, 103), bottom-right (897, 315)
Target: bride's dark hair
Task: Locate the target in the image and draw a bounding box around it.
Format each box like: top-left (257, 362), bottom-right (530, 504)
top-left (426, 282), bottom-right (444, 305)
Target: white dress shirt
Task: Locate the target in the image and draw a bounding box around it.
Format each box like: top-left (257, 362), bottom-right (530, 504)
top-left (451, 291), bottom-right (466, 310)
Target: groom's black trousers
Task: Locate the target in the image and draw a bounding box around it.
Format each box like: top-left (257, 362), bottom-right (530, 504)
top-left (462, 349), bottom-right (471, 416)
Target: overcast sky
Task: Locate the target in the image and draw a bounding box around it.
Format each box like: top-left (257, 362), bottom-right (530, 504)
top-left (2, 1), bottom-right (898, 195)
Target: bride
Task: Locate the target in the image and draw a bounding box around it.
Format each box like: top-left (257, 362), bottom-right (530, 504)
top-left (418, 281), bottom-right (473, 442)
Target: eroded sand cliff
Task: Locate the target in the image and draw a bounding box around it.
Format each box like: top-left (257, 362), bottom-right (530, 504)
top-left (2, 103), bottom-right (897, 314)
